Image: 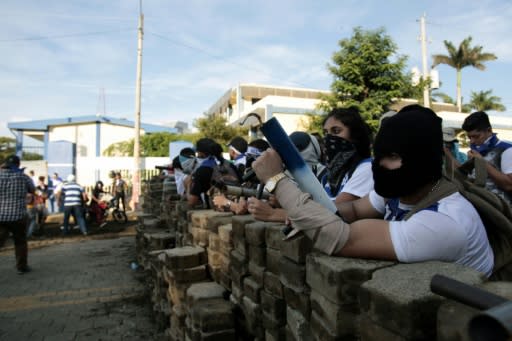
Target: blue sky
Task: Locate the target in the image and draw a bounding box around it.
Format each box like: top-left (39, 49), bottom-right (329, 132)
top-left (1, 0), bottom-right (511, 138)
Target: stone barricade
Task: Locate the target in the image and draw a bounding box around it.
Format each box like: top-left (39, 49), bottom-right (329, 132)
top-left (135, 176), bottom-right (512, 340)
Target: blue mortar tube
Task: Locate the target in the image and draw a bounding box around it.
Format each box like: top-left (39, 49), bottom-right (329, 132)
top-left (260, 117), bottom-right (337, 213)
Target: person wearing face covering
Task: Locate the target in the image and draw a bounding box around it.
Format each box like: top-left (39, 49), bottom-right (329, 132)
top-left (320, 108), bottom-right (374, 204)
top-left (251, 105), bottom-right (494, 277)
top-left (173, 147), bottom-right (196, 197)
top-left (462, 111), bottom-right (512, 205)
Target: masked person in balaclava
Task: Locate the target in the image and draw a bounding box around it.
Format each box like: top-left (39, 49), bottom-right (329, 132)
top-left (251, 104), bottom-right (494, 277)
top-left (321, 107), bottom-right (373, 203)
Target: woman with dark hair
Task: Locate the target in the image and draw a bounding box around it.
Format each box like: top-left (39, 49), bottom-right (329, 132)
top-left (90, 180), bottom-right (107, 227)
top-left (321, 107), bottom-right (373, 203)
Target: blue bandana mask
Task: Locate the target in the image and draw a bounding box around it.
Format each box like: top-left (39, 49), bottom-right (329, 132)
top-left (470, 133), bottom-right (498, 156)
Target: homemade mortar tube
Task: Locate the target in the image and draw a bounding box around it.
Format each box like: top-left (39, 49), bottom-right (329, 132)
top-left (259, 117), bottom-right (337, 213)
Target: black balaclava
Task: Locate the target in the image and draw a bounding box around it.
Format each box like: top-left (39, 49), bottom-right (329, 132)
top-left (372, 105), bottom-right (443, 198)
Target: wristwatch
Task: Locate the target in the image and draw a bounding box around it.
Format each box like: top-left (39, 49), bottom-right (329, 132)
top-left (264, 172), bottom-right (287, 193)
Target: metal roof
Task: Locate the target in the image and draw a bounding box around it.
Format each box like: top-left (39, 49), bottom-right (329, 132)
top-left (7, 115), bottom-right (177, 134)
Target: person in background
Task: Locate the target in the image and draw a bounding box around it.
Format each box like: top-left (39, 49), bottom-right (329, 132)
top-left (90, 180), bottom-right (107, 228)
top-left (443, 127), bottom-right (467, 169)
top-left (0, 155), bottom-right (35, 274)
top-left (61, 174), bottom-right (88, 236)
top-left (33, 176), bottom-right (48, 235)
top-left (173, 147), bottom-right (196, 197)
top-left (112, 172), bottom-right (127, 211)
top-left (462, 111), bottom-right (512, 204)
top-left (48, 172), bottom-right (63, 213)
top-left (320, 107), bottom-right (374, 203)
top-left (187, 138), bottom-right (216, 208)
top-left (29, 170), bottom-right (37, 186)
top-left (228, 136), bottom-right (248, 174)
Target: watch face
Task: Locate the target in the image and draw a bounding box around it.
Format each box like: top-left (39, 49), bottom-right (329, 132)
top-left (264, 180), bottom-right (276, 193)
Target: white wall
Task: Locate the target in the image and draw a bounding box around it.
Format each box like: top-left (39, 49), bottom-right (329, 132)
top-left (76, 156), bottom-right (169, 186)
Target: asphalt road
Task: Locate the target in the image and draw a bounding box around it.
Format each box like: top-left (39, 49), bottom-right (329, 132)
top-left (0, 219), bottom-right (165, 341)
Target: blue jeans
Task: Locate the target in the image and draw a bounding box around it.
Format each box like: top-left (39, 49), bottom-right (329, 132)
top-left (63, 205), bottom-right (87, 234)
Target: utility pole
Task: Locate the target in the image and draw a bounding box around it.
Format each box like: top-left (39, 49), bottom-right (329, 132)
top-left (131, 0), bottom-right (143, 211)
top-left (419, 13), bottom-right (430, 108)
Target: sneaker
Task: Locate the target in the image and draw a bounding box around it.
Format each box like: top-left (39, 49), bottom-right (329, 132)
top-left (60, 225), bottom-right (64, 230)
top-left (100, 222), bottom-right (107, 228)
top-left (73, 225), bottom-right (80, 230)
top-left (83, 231), bottom-right (88, 236)
top-left (17, 266), bottom-right (31, 275)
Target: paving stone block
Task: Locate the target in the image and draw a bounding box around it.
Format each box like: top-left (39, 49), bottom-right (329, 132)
top-left (279, 256), bottom-right (306, 292)
top-left (243, 276), bottom-right (262, 303)
top-left (231, 215), bottom-right (255, 237)
top-left (218, 223), bottom-right (233, 243)
top-left (241, 296), bottom-right (264, 339)
top-left (280, 233), bottom-right (312, 264)
top-left (359, 313), bottom-right (406, 341)
top-left (189, 300), bottom-right (235, 332)
top-left (284, 285), bottom-right (311, 319)
top-left (265, 224), bottom-right (286, 250)
top-left (360, 261), bottom-right (485, 340)
top-left (248, 244), bottom-right (266, 267)
top-left (310, 310), bottom-right (358, 341)
top-left (163, 246), bottom-right (207, 270)
top-left (187, 281), bottom-right (228, 305)
top-left (266, 247), bottom-right (281, 274)
top-left (248, 262), bottom-right (264, 286)
top-left (306, 252), bottom-right (393, 304)
top-left (208, 233), bottom-right (221, 252)
top-left (310, 289), bottom-right (358, 336)
top-left (167, 265), bottom-right (208, 283)
top-left (264, 271), bottom-right (284, 298)
top-left (261, 290), bottom-right (286, 325)
top-left (191, 210), bottom-right (232, 229)
top-left (206, 215), bottom-right (233, 233)
top-left (286, 306), bottom-right (312, 341)
top-left (245, 221), bottom-right (267, 246)
top-left (207, 248), bottom-right (222, 268)
top-left (265, 327), bottom-right (287, 341)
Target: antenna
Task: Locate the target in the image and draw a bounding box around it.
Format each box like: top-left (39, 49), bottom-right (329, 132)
top-left (96, 87), bottom-right (106, 117)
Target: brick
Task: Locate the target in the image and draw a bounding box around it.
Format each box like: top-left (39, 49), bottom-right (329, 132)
top-left (310, 290), bottom-right (358, 336)
top-left (241, 296), bottom-right (264, 339)
top-left (281, 233), bottom-right (312, 264)
top-left (218, 224), bottom-right (233, 243)
top-left (279, 256), bottom-right (306, 292)
top-left (191, 210), bottom-right (232, 229)
top-left (248, 262), bottom-right (264, 286)
top-left (248, 245), bottom-right (266, 267)
top-left (261, 290), bottom-right (286, 325)
top-left (207, 249), bottom-right (222, 268)
top-left (167, 265), bottom-right (208, 283)
top-left (265, 224), bottom-right (286, 250)
top-left (360, 261), bottom-right (485, 340)
top-left (266, 248), bottom-right (281, 274)
top-left (208, 233), bottom-right (221, 251)
top-left (163, 246), bottom-right (207, 270)
top-left (231, 215), bottom-right (255, 237)
top-left (264, 271), bottom-right (284, 298)
top-left (243, 276), bottom-right (262, 303)
top-left (189, 300), bottom-right (234, 332)
top-left (245, 221), bottom-right (267, 246)
top-left (286, 306), bottom-right (312, 341)
top-left (284, 286), bottom-right (311, 319)
top-left (306, 253), bottom-right (393, 304)
top-left (206, 215), bottom-right (233, 233)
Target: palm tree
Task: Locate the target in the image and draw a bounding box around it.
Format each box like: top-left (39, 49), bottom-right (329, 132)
top-left (432, 36), bottom-right (497, 112)
top-left (467, 89), bottom-right (506, 112)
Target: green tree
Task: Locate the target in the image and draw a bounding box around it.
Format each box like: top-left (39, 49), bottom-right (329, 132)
top-left (193, 114), bottom-right (248, 147)
top-left (432, 36), bottom-right (497, 112)
top-left (0, 136), bottom-right (16, 163)
top-left (321, 27), bottom-right (418, 131)
top-left (467, 89), bottom-right (506, 112)
top-left (103, 132), bottom-right (200, 157)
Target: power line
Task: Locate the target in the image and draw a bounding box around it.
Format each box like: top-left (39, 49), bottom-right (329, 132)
top-left (0, 28), bottom-right (135, 43)
top-left (147, 31), bottom-right (310, 88)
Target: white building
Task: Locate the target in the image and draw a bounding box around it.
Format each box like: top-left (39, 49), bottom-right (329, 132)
top-left (8, 115), bottom-right (177, 186)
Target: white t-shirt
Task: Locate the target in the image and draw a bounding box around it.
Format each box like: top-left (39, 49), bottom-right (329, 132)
top-left (323, 159), bottom-right (374, 200)
top-left (501, 147), bottom-right (512, 174)
top-left (369, 190), bottom-right (494, 277)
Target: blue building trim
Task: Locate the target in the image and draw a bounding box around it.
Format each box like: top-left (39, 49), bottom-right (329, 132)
top-left (95, 122), bottom-right (101, 157)
top-left (44, 131), bottom-right (49, 159)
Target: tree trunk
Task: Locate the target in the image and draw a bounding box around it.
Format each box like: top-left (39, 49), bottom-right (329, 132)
top-left (456, 69), bottom-right (462, 112)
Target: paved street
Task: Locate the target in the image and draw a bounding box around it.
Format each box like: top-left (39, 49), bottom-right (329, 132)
top-left (0, 234), bottom-right (164, 340)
